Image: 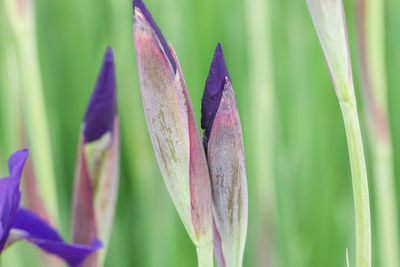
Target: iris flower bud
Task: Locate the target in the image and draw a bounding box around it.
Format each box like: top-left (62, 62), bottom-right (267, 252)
top-left (202, 44), bottom-right (248, 267)
top-left (72, 47), bottom-right (119, 266)
top-left (133, 0), bottom-right (213, 264)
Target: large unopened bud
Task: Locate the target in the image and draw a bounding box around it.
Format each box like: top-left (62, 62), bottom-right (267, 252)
top-left (132, 0), bottom-right (213, 262)
top-left (202, 44), bottom-right (248, 267)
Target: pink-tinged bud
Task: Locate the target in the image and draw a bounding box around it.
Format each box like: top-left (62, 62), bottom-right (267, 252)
top-left (72, 48), bottom-right (119, 266)
top-left (72, 118), bottom-right (119, 266)
top-left (72, 144), bottom-right (98, 267)
top-left (171, 45), bottom-right (213, 244)
top-left (94, 118), bottom-right (120, 248)
top-left (202, 45), bottom-right (248, 267)
top-left (133, 0), bottom-right (213, 248)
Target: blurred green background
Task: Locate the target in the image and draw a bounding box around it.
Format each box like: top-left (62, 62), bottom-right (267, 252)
top-left (0, 0), bottom-right (400, 266)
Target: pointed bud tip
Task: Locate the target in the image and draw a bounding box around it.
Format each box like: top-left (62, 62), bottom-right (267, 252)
top-left (104, 46), bottom-right (114, 63)
top-left (133, 0), bottom-right (176, 72)
top-left (201, 43), bottom-right (230, 143)
top-left (84, 47), bottom-right (117, 144)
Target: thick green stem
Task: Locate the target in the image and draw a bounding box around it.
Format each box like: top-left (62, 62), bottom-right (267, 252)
top-left (196, 244), bottom-right (213, 267)
top-left (339, 98), bottom-right (371, 267)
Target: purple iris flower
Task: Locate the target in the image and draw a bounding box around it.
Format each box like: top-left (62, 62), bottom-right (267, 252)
top-left (0, 149), bottom-right (102, 267)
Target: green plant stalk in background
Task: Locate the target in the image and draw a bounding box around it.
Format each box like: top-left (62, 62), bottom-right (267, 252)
top-left (357, 0), bottom-right (400, 266)
top-left (2, 45), bottom-right (20, 156)
top-left (306, 1), bottom-right (371, 266)
top-left (340, 98), bottom-right (371, 267)
top-left (5, 0), bottom-right (59, 225)
top-left (244, 0), bottom-right (276, 266)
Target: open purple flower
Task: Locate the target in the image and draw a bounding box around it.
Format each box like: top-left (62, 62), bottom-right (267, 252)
top-left (202, 44), bottom-right (248, 267)
top-left (0, 149), bottom-right (102, 267)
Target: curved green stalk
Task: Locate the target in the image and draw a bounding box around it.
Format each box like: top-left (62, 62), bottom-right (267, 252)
top-left (340, 98), bottom-right (371, 267)
top-left (305, 1), bottom-right (372, 266)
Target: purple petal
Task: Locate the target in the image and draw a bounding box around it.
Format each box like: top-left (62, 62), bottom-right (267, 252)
top-left (133, 0), bottom-right (176, 73)
top-left (8, 149), bottom-right (29, 179)
top-left (12, 208), bottom-right (102, 267)
top-left (0, 149), bottom-right (28, 251)
top-left (201, 43), bottom-right (230, 143)
top-left (83, 47), bottom-right (117, 144)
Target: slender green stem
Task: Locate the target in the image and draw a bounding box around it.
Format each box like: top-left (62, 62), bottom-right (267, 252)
top-left (15, 33), bottom-right (60, 226)
top-left (339, 97), bottom-right (371, 267)
top-left (357, 0), bottom-right (400, 266)
top-left (373, 138), bottom-right (399, 267)
top-left (196, 244), bottom-right (213, 267)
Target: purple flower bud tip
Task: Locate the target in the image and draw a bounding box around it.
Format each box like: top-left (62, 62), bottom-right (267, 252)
top-left (201, 43), bottom-right (230, 143)
top-left (133, 0), bottom-right (176, 73)
top-left (84, 47), bottom-right (117, 144)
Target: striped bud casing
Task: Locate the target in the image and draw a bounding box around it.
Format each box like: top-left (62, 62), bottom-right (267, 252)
top-left (133, 0), bottom-right (213, 250)
top-left (202, 44), bottom-right (248, 267)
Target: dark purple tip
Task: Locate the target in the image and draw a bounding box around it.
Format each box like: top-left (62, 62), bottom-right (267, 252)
top-left (83, 47), bottom-right (117, 144)
top-left (201, 43), bottom-right (230, 143)
top-left (133, 0), bottom-right (176, 73)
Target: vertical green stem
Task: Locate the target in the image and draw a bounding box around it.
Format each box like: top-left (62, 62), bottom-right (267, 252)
top-left (373, 138), bottom-right (399, 267)
top-left (244, 0), bottom-right (276, 265)
top-left (5, 0), bottom-right (59, 226)
top-left (196, 244), bottom-right (213, 267)
top-left (339, 97), bottom-right (371, 267)
top-left (357, 0), bottom-right (400, 266)
top-left (15, 32), bottom-right (59, 226)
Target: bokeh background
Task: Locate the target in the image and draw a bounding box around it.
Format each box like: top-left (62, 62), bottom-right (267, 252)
top-left (0, 0), bottom-right (400, 266)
